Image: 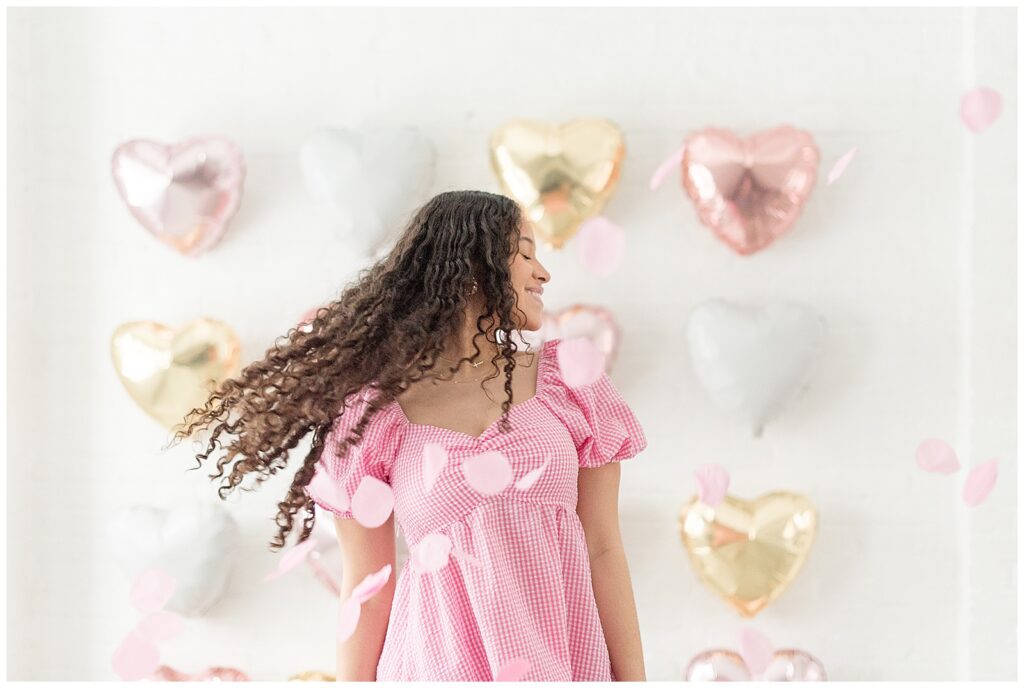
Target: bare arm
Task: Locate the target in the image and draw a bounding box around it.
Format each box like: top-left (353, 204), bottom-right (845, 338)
top-left (576, 462), bottom-right (646, 681)
top-left (332, 513), bottom-right (397, 682)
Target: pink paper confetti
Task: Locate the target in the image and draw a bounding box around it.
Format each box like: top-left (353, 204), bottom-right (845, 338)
top-left (134, 610), bottom-right (185, 643)
top-left (649, 144), bottom-right (686, 191)
top-left (451, 543), bottom-right (483, 568)
top-left (263, 537), bottom-right (319, 582)
top-left (557, 336), bottom-right (606, 388)
top-left (305, 549), bottom-right (341, 596)
top-left (461, 450), bottom-right (513, 496)
top-left (961, 87), bottom-right (1002, 132)
top-left (915, 438), bottom-right (961, 474)
top-left (738, 628), bottom-right (773, 676)
top-left (351, 476), bottom-right (395, 528)
top-left (129, 568), bottom-right (177, 614)
top-left (412, 533), bottom-right (453, 572)
top-left (308, 466), bottom-right (350, 513)
top-left (826, 146), bottom-right (857, 186)
top-left (495, 656), bottom-right (532, 681)
top-left (515, 459), bottom-right (548, 491)
top-left (577, 216), bottom-right (625, 277)
top-left (336, 596), bottom-right (362, 642)
top-left (694, 463), bottom-right (730, 507)
top-left (422, 442), bottom-right (448, 493)
top-left (962, 459), bottom-right (998, 506)
top-left (351, 564), bottom-right (393, 604)
top-left (111, 630), bottom-right (160, 681)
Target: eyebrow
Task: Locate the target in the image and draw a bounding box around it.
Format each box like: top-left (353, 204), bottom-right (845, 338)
top-left (519, 237), bottom-right (535, 245)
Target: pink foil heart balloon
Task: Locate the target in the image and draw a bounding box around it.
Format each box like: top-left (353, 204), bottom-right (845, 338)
top-left (681, 126), bottom-right (819, 255)
top-left (684, 648), bottom-right (827, 681)
top-left (111, 137), bottom-right (245, 257)
top-left (525, 304), bottom-right (621, 373)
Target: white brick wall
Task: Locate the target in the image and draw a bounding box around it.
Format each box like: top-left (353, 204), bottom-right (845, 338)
top-left (6, 6), bottom-right (1016, 681)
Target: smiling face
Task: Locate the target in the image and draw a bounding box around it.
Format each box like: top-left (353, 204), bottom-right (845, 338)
top-left (508, 221), bottom-right (551, 331)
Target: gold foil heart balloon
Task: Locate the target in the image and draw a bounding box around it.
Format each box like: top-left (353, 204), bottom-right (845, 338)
top-left (679, 491), bottom-right (817, 617)
top-left (681, 125), bottom-right (819, 255)
top-left (111, 318), bottom-right (241, 430)
top-left (489, 119), bottom-right (625, 249)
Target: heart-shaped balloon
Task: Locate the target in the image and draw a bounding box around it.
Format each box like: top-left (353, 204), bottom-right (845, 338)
top-left (152, 665), bottom-right (251, 681)
top-left (490, 118), bottom-right (625, 250)
top-left (107, 502), bottom-right (240, 617)
top-left (685, 648), bottom-right (827, 681)
top-left (521, 304), bottom-right (621, 373)
top-left (111, 137), bottom-right (245, 257)
top-left (110, 318), bottom-right (241, 430)
top-left (686, 299), bottom-right (827, 437)
top-left (288, 670), bottom-right (336, 681)
top-left (681, 126), bottom-right (819, 255)
top-left (300, 126), bottom-right (436, 257)
top-left (679, 491), bottom-right (818, 617)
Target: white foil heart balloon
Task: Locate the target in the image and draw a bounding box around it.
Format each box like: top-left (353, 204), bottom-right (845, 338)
top-left (300, 126), bottom-right (436, 257)
top-left (686, 300), bottom-right (827, 437)
top-left (107, 502), bottom-right (240, 617)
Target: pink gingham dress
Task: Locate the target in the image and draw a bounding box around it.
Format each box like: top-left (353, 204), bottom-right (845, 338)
top-left (306, 337), bottom-right (648, 681)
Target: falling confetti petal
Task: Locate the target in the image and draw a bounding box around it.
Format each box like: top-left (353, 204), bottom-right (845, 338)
top-left (412, 533), bottom-right (453, 572)
top-left (738, 628), bottom-right (773, 676)
top-left (308, 466), bottom-right (350, 513)
top-left (263, 537), bottom-right (319, 582)
top-left (336, 597), bottom-right (362, 642)
top-left (557, 337), bottom-right (606, 388)
top-left (961, 87), bottom-right (1002, 132)
top-left (111, 630), bottom-right (160, 681)
top-left (305, 549), bottom-right (341, 596)
top-left (422, 443), bottom-right (448, 493)
top-left (351, 564), bottom-right (393, 604)
top-left (134, 610), bottom-right (185, 643)
top-left (461, 450), bottom-right (513, 496)
top-left (962, 459), bottom-right (998, 506)
top-left (451, 544), bottom-right (483, 568)
top-left (515, 460), bottom-right (548, 491)
top-left (495, 657), bottom-right (532, 681)
top-left (129, 568), bottom-right (178, 614)
top-left (695, 463), bottom-right (730, 507)
top-left (351, 476), bottom-right (395, 528)
top-left (826, 146), bottom-right (857, 186)
top-left (648, 144), bottom-right (686, 191)
top-left (915, 438), bottom-right (961, 474)
top-left (577, 216), bottom-right (625, 277)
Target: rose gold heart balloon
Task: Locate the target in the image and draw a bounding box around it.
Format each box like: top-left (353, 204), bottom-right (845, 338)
top-left (685, 648), bottom-right (827, 681)
top-left (522, 304), bottom-right (621, 372)
top-left (681, 126), bottom-right (819, 255)
top-left (153, 664), bottom-right (251, 681)
top-left (111, 137), bottom-right (245, 257)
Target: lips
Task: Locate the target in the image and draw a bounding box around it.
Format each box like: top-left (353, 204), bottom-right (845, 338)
top-left (525, 287), bottom-right (544, 305)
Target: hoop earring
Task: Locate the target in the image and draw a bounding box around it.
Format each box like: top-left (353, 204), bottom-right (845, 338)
top-left (468, 279), bottom-right (478, 296)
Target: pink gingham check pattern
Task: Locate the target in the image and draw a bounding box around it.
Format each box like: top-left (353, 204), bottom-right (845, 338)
top-left (305, 337), bottom-right (648, 681)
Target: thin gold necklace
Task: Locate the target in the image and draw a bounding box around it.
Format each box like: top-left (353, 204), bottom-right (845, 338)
top-left (433, 351), bottom-right (535, 384)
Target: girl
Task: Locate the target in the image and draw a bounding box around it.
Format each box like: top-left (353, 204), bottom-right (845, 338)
top-left (172, 190), bottom-right (648, 681)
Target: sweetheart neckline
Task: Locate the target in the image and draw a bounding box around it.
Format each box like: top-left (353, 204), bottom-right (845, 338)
top-left (389, 340), bottom-right (553, 441)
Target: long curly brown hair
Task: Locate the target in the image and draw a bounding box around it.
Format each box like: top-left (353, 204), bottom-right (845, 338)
top-left (164, 190), bottom-right (534, 551)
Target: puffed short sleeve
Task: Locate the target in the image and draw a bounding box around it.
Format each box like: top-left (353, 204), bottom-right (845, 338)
top-left (563, 370), bottom-right (649, 469)
top-left (303, 389), bottom-right (402, 519)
